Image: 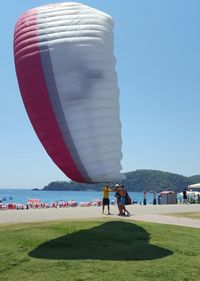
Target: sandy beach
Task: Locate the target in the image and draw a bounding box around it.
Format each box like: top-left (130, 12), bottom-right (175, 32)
top-left (0, 204), bottom-right (200, 228)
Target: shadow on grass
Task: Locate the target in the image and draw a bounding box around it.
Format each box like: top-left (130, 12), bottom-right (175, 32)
top-left (29, 221), bottom-right (173, 260)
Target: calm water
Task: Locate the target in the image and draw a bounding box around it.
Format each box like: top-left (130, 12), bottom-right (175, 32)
top-left (0, 189), bottom-right (155, 205)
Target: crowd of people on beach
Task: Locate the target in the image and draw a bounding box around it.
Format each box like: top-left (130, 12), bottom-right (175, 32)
top-left (2, 183), bottom-right (199, 212)
top-left (0, 183), bottom-right (133, 213)
top-left (1, 186), bottom-right (198, 212)
top-left (0, 199), bottom-right (101, 211)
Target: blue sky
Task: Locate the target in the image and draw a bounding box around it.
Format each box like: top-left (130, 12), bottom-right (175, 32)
top-left (0, 0), bottom-right (200, 188)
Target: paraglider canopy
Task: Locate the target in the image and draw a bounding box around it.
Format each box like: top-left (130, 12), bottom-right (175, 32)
top-left (14, 2), bottom-right (125, 184)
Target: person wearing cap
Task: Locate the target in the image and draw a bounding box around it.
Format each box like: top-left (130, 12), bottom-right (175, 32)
top-left (102, 184), bottom-right (112, 215)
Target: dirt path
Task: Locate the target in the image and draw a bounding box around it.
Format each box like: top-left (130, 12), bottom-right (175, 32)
top-left (0, 204), bottom-right (199, 228)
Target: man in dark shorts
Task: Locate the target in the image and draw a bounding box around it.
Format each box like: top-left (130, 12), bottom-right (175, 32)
top-left (183, 189), bottom-right (188, 204)
top-left (102, 185), bottom-right (112, 214)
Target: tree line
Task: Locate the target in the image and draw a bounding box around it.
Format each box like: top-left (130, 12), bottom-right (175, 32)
top-left (42, 169), bottom-right (200, 192)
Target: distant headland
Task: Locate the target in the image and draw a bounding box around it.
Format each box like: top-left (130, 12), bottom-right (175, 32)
top-left (42, 169), bottom-right (200, 192)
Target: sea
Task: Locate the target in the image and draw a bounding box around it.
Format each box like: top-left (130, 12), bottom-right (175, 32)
top-left (0, 189), bottom-right (155, 205)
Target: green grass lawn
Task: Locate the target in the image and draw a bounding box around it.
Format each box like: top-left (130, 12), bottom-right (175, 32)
top-left (0, 219), bottom-right (200, 281)
top-left (165, 212), bottom-right (200, 220)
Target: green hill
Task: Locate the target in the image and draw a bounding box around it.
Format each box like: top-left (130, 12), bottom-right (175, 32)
top-left (43, 169), bottom-right (200, 192)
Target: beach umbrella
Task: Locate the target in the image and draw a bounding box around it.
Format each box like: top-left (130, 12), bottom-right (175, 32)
top-left (14, 2), bottom-right (124, 183)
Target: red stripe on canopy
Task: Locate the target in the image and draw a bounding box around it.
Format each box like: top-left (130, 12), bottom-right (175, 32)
top-left (14, 9), bottom-right (86, 182)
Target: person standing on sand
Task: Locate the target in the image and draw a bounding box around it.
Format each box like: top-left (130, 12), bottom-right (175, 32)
top-left (114, 184), bottom-right (121, 214)
top-left (102, 184), bottom-right (112, 215)
top-left (119, 184), bottom-right (130, 216)
top-left (183, 189), bottom-right (188, 204)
